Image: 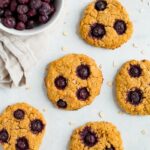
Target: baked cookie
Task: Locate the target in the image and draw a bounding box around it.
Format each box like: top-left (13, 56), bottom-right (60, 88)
top-left (0, 103), bottom-right (46, 150)
top-left (69, 122), bottom-right (123, 150)
top-left (45, 54), bottom-right (103, 110)
top-left (116, 60), bottom-right (150, 115)
top-left (80, 0), bottom-right (133, 49)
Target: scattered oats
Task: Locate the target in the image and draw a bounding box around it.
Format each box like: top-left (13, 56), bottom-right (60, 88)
top-left (141, 129), bottom-right (146, 135)
top-left (132, 43), bottom-right (138, 48)
top-left (63, 32), bottom-right (68, 36)
top-left (61, 47), bottom-right (68, 51)
top-left (98, 112), bottom-right (104, 118)
top-left (140, 50), bottom-right (144, 55)
top-left (107, 81), bottom-right (113, 87)
top-left (113, 61), bottom-right (117, 67)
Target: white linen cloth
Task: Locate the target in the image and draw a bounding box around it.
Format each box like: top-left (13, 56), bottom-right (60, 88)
top-left (0, 31), bottom-right (48, 88)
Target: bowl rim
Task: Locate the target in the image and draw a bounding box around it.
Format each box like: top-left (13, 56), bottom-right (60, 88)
top-left (0, 0), bottom-right (64, 36)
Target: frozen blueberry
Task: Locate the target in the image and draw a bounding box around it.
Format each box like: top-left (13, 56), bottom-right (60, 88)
top-left (10, 0), bottom-right (17, 12)
top-left (14, 109), bottom-right (25, 120)
top-left (39, 2), bottom-right (54, 16)
top-left (30, 119), bottom-right (44, 134)
top-left (26, 20), bottom-right (35, 29)
top-left (2, 17), bottom-right (16, 28)
top-left (105, 145), bottom-right (115, 150)
top-left (57, 99), bottom-right (67, 109)
top-left (27, 9), bottom-right (37, 17)
top-left (15, 22), bottom-right (26, 30)
top-left (4, 10), bottom-right (12, 17)
top-left (0, 129), bottom-right (9, 143)
top-left (0, 8), bottom-right (4, 17)
top-left (16, 137), bottom-right (29, 150)
top-left (95, 0), bottom-right (107, 11)
top-left (77, 87), bottom-right (90, 100)
top-left (54, 76), bottom-right (67, 90)
top-left (0, 0), bottom-right (10, 8)
top-left (18, 0), bottom-right (29, 4)
top-left (91, 23), bottom-right (106, 39)
top-left (129, 65), bottom-right (142, 78)
top-left (39, 15), bottom-right (49, 23)
top-left (18, 14), bottom-right (28, 23)
top-left (80, 127), bottom-right (98, 147)
top-left (17, 5), bottom-right (29, 14)
top-left (30, 0), bottom-right (42, 9)
top-left (76, 64), bottom-right (90, 80)
top-left (114, 20), bottom-right (126, 35)
top-left (127, 88), bottom-right (143, 105)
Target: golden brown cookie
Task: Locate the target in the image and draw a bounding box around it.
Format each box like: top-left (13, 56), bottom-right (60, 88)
top-left (45, 54), bottom-right (103, 110)
top-left (69, 122), bottom-right (123, 150)
top-left (0, 103), bottom-right (46, 150)
top-left (116, 60), bottom-right (150, 115)
top-left (80, 0), bottom-right (133, 49)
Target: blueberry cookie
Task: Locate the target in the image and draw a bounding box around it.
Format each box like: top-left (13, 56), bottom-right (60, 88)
top-left (0, 103), bottom-right (46, 150)
top-left (69, 122), bottom-right (123, 150)
top-left (116, 60), bottom-right (150, 115)
top-left (80, 0), bottom-right (133, 49)
top-left (45, 54), bottom-right (103, 110)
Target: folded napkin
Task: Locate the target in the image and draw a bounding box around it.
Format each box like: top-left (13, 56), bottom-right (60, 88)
top-left (0, 31), bottom-right (48, 88)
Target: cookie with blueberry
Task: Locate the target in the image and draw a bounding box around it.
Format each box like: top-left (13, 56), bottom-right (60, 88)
top-left (45, 54), bottom-right (103, 110)
top-left (115, 60), bottom-right (150, 115)
top-left (80, 0), bottom-right (133, 49)
top-left (69, 122), bottom-right (123, 150)
top-left (0, 103), bottom-right (46, 150)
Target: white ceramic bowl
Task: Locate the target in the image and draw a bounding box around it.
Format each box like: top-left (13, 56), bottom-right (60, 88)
top-left (0, 0), bottom-right (64, 36)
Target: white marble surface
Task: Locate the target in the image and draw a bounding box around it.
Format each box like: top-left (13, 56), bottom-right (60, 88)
top-left (1, 0), bottom-right (150, 149)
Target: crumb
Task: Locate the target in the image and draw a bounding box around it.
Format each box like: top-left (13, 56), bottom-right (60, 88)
top-left (148, 1), bottom-right (150, 6)
top-left (99, 64), bottom-right (102, 69)
top-left (107, 81), bottom-right (113, 87)
top-left (42, 108), bottom-right (46, 112)
top-left (98, 112), bottom-right (104, 118)
top-left (113, 61), bottom-right (117, 67)
top-left (68, 122), bottom-right (76, 126)
top-left (138, 8), bottom-right (144, 13)
top-left (61, 47), bottom-right (68, 51)
top-left (140, 50), bottom-right (144, 55)
top-left (118, 110), bottom-right (124, 115)
top-left (25, 86), bottom-right (30, 90)
top-left (141, 129), bottom-right (146, 135)
top-left (63, 32), bottom-right (68, 36)
top-left (132, 43), bottom-right (138, 48)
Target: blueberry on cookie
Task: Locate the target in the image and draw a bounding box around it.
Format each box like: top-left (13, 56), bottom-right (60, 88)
top-left (69, 122), bottom-right (123, 150)
top-left (80, 0), bottom-right (133, 49)
top-left (116, 60), bottom-right (150, 115)
top-left (0, 103), bottom-right (46, 150)
top-left (45, 54), bottom-right (103, 110)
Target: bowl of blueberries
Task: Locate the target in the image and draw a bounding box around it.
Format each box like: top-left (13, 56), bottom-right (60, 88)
top-left (0, 0), bottom-right (64, 36)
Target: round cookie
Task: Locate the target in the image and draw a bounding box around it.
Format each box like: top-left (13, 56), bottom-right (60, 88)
top-left (0, 103), bottom-right (46, 150)
top-left (80, 0), bottom-right (133, 49)
top-left (45, 54), bottom-right (103, 110)
top-left (115, 60), bottom-right (150, 115)
top-left (69, 122), bottom-right (123, 150)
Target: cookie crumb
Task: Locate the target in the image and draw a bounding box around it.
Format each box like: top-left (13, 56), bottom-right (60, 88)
top-left (141, 129), bottom-right (146, 135)
top-left (98, 112), bottom-right (104, 118)
top-left (107, 81), bottom-right (113, 87)
top-left (118, 110), bottom-right (124, 115)
top-left (68, 122), bottom-right (76, 126)
top-left (42, 108), bottom-right (46, 112)
top-left (61, 47), bottom-right (68, 51)
top-left (63, 32), bottom-right (68, 36)
top-left (99, 64), bottom-right (102, 69)
top-left (138, 8), bottom-right (144, 13)
top-left (140, 50), bottom-right (144, 55)
top-left (25, 86), bottom-right (31, 90)
top-left (132, 43), bottom-right (138, 48)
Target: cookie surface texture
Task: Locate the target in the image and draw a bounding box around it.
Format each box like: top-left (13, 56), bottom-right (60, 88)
top-left (45, 54), bottom-right (103, 110)
top-left (80, 0), bottom-right (133, 49)
top-left (0, 103), bottom-right (46, 150)
top-left (116, 60), bottom-right (150, 115)
top-left (69, 121), bottom-right (123, 150)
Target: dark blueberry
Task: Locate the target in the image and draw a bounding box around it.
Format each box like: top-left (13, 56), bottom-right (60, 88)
top-left (0, 129), bottom-right (9, 143)
top-left (16, 137), bottom-right (29, 150)
top-left (76, 87), bottom-right (90, 100)
top-left (105, 145), bottom-right (115, 150)
top-left (91, 23), bottom-right (106, 39)
top-left (15, 22), bottom-right (26, 30)
top-left (80, 127), bottom-right (98, 147)
top-left (0, 0), bottom-right (10, 8)
top-left (30, 0), bottom-right (42, 9)
top-left (18, 14), bottom-right (28, 23)
top-left (18, 0), bottom-right (29, 4)
top-left (76, 64), bottom-right (90, 80)
top-left (95, 0), bottom-right (107, 11)
top-left (4, 10), bottom-right (12, 17)
top-left (27, 9), bottom-right (37, 17)
top-left (30, 119), bottom-right (44, 134)
top-left (17, 5), bottom-right (29, 14)
top-left (127, 88), bottom-right (143, 105)
top-left (39, 15), bottom-right (49, 23)
top-left (39, 2), bottom-right (54, 16)
top-left (26, 20), bottom-right (35, 29)
top-left (114, 20), bottom-right (127, 35)
top-left (14, 109), bottom-right (25, 120)
top-left (129, 65), bottom-right (142, 78)
top-left (2, 17), bottom-right (16, 28)
top-left (10, 0), bottom-right (17, 12)
top-left (0, 8), bottom-right (4, 17)
top-left (43, 0), bottom-right (51, 3)
top-left (57, 99), bottom-right (67, 109)
top-left (54, 76), bottom-right (67, 90)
